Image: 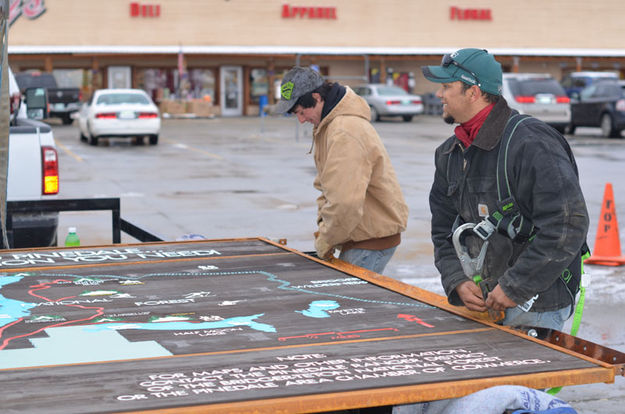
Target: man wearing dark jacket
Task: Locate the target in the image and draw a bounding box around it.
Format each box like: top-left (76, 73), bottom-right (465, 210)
top-left (421, 48), bottom-right (589, 330)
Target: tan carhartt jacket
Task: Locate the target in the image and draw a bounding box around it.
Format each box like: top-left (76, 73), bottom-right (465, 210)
top-left (313, 87), bottom-right (409, 258)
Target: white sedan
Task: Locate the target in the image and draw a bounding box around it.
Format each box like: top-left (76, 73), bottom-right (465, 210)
top-left (78, 89), bottom-right (161, 146)
top-left (353, 84), bottom-right (424, 122)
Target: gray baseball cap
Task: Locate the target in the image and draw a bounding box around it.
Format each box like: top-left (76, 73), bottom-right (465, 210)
top-left (274, 66), bottom-right (324, 114)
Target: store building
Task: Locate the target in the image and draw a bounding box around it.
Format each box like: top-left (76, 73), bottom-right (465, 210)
top-left (8, 0), bottom-right (625, 116)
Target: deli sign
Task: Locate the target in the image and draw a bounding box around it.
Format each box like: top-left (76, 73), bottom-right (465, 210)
top-left (130, 2), bottom-right (161, 18)
top-left (282, 4), bottom-right (337, 19)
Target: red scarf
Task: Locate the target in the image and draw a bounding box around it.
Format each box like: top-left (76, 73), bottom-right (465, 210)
top-left (454, 104), bottom-right (494, 148)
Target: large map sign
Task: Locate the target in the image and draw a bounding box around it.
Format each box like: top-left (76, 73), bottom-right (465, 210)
top-left (0, 238), bottom-right (616, 413)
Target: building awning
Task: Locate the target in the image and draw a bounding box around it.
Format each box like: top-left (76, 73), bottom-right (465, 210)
top-left (8, 45), bottom-right (625, 58)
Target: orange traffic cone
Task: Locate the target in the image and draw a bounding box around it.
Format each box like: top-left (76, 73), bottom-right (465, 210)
top-left (585, 183), bottom-right (625, 266)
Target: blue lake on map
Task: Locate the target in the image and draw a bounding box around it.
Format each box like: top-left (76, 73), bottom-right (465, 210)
top-left (0, 275), bottom-right (37, 326)
top-left (0, 312), bottom-right (277, 369)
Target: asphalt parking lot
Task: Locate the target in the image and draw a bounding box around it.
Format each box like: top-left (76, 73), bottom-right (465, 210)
top-left (51, 114), bottom-right (625, 413)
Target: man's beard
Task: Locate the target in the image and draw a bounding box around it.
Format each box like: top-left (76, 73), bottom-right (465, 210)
top-left (443, 115), bottom-right (456, 124)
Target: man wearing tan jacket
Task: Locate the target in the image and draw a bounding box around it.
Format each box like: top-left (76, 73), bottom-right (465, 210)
top-left (275, 66), bottom-right (408, 274)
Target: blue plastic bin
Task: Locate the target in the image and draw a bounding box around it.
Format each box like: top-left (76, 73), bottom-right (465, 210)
top-left (258, 95), bottom-right (268, 117)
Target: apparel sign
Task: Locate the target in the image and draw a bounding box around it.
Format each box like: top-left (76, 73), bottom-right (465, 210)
top-left (281, 4), bottom-right (337, 19)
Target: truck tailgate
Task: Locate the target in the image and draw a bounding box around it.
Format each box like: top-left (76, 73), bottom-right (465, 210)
top-left (7, 119), bottom-right (55, 200)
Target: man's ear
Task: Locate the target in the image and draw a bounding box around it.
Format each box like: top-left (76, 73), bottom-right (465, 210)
top-left (470, 85), bottom-right (483, 101)
top-left (312, 92), bottom-right (322, 104)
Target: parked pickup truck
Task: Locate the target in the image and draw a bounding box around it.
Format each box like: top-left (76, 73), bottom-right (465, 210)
top-left (8, 67), bottom-right (60, 247)
top-left (14, 71), bottom-right (81, 125)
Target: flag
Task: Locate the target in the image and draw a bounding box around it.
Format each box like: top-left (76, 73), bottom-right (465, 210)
top-left (177, 47), bottom-right (185, 77)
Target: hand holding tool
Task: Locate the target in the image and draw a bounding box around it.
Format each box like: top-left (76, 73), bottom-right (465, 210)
top-left (452, 222), bottom-right (502, 321)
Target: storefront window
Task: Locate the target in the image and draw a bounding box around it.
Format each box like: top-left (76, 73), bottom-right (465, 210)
top-left (249, 68), bottom-right (269, 104)
top-left (52, 69), bottom-right (85, 88)
top-left (136, 68), bottom-right (214, 103)
top-left (137, 69), bottom-right (172, 103)
top-left (189, 69), bottom-right (215, 103)
top-left (51, 69), bottom-right (92, 99)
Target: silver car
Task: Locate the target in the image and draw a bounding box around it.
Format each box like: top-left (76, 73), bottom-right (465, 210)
top-left (501, 73), bottom-right (571, 133)
top-left (353, 84), bottom-right (424, 122)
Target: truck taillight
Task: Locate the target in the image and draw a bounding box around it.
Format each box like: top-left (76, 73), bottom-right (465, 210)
top-left (42, 146), bottom-right (59, 195)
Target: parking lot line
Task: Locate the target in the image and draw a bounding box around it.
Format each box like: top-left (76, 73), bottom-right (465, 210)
top-left (55, 140), bottom-right (83, 162)
top-left (161, 136), bottom-right (223, 160)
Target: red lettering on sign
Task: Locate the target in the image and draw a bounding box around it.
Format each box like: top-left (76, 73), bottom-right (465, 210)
top-left (130, 2), bottom-right (161, 18)
top-left (9, 0), bottom-right (22, 23)
top-left (281, 4), bottom-right (337, 19)
top-left (449, 6), bottom-right (492, 21)
top-left (449, 6), bottom-right (454, 19)
top-left (9, 0), bottom-right (47, 26)
top-left (22, 0), bottom-right (45, 18)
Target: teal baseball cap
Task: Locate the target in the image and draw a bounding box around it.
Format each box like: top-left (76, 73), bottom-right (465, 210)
top-left (422, 48), bottom-right (502, 95)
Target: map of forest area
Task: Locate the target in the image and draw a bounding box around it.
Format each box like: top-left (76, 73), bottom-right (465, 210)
top-left (0, 239), bottom-right (605, 414)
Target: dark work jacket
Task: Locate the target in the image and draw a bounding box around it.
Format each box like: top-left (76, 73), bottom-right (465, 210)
top-left (429, 97), bottom-right (589, 312)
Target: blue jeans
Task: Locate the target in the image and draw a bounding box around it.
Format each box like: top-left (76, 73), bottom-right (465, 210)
top-left (501, 305), bottom-right (571, 330)
top-left (338, 246), bottom-right (397, 274)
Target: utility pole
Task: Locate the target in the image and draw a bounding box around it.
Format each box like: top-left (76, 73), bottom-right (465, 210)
top-left (0, 0), bottom-right (9, 249)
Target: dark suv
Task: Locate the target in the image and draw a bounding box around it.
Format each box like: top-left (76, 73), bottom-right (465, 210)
top-left (569, 80), bottom-right (625, 138)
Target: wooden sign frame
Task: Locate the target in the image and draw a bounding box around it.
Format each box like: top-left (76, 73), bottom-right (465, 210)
top-left (0, 237), bottom-right (622, 413)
